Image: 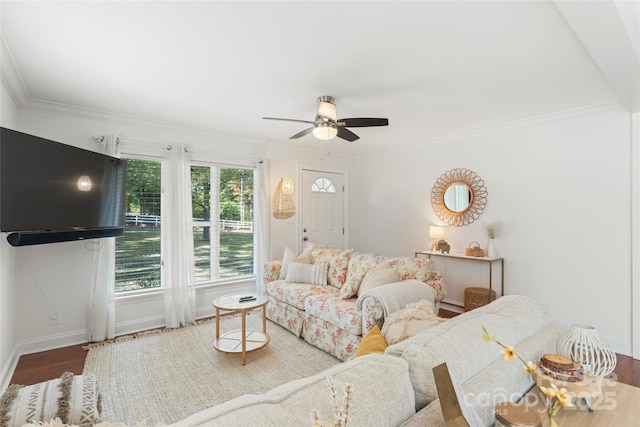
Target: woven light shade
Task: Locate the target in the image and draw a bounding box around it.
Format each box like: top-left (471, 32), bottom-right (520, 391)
top-left (272, 178), bottom-right (295, 219)
top-left (556, 324), bottom-right (617, 378)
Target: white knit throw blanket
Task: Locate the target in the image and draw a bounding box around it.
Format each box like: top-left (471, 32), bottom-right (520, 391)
top-left (356, 279), bottom-right (435, 319)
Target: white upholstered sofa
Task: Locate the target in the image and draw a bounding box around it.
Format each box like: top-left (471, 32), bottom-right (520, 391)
top-left (171, 295), bottom-right (567, 426)
top-left (260, 243), bottom-right (447, 360)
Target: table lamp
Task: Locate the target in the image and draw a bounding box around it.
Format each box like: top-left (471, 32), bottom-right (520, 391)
top-left (429, 226), bottom-right (446, 252)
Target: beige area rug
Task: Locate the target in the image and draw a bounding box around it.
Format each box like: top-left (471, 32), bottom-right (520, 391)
top-left (83, 314), bottom-right (341, 425)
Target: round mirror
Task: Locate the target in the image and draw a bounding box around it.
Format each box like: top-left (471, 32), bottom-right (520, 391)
top-left (443, 182), bottom-right (472, 213)
top-left (431, 168), bottom-right (487, 227)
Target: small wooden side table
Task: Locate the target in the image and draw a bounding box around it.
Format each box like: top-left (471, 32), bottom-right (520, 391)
top-left (212, 293), bottom-right (270, 365)
top-left (518, 379), bottom-right (640, 426)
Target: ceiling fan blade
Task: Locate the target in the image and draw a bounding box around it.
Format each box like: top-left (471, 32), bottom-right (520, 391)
top-left (337, 127), bottom-right (359, 142)
top-left (290, 128), bottom-right (314, 139)
top-left (337, 118), bottom-right (389, 127)
top-left (263, 117), bottom-right (315, 125)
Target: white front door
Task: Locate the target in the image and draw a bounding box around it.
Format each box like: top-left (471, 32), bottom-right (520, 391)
top-left (301, 169), bottom-right (345, 249)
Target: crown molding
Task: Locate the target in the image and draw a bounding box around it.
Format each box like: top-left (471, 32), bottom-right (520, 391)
top-left (0, 33), bottom-right (29, 107)
top-left (22, 97), bottom-right (266, 146)
top-left (360, 100), bottom-right (625, 160)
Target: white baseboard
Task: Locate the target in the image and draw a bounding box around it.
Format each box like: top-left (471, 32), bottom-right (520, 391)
top-left (0, 345), bottom-right (19, 393)
top-left (15, 329), bottom-right (88, 356)
top-left (602, 333), bottom-right (632, 358)
top-left (114, 315), bottom-right (166, 337)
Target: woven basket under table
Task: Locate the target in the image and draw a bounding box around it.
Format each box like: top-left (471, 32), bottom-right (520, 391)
top-left (464, 287), bottom-right (496, 312)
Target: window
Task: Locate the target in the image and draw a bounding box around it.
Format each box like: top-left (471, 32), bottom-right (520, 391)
top-left (311, 177), bottom-right (336, 193)
top-left (191, 165), bottom-right (254, 283)
top-left (115, 158), bottom-right (162, 292)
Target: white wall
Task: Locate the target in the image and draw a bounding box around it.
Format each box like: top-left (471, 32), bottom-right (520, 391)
top-left (7, 107), bottom-right (265, 354)
top-left (0, 79), bottom-right (19, 389)
top-left (351, 102), bottom-right (633, 355)
top-left (265, 142), bottom-right (355, 260)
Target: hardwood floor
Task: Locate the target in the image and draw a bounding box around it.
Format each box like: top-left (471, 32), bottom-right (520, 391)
top-left (9, 314), bottom-right (640, 389)
top-left (10, 343), bottom-right (86, 386)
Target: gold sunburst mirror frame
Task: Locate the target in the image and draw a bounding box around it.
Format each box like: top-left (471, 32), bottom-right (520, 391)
top-left (431, 168), bottom-right (487, 227)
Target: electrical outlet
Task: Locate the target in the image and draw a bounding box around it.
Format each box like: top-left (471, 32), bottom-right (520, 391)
top-left (48, 312), bottom-right (60, 326)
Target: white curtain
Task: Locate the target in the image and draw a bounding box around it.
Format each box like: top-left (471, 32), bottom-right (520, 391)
top-left (87, 135), bottom-right (119, 341)
top-left (162, 144), bottom-right (196, 328)
top-left (253, 160), bottom-right (269, 292)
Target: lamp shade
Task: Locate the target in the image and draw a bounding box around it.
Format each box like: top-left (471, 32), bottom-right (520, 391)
top-left (312, 122), bottom-right (338, 140)
top-left (317, 100), bottom-right (337, 121)
top-left (429, 225), bottom-right (444, 239)
top-left (273, 179), bottom-right (295, 219)
top-left (77, 175), bottom-right (92, 192)
top-left (281, 177), bottom-right (294, 195)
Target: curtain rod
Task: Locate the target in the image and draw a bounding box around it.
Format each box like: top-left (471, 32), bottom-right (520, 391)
top-left (184, 147), bottom-right (262, 163)
top-left (117, 138), bottom-right (262, 163)
top-left (117, 137), bottom-right (172, 151)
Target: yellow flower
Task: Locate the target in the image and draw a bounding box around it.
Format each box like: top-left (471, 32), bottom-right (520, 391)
top-left (481, 326), bottom-right (495, 342)
top-left (540, 383), bottom-right (559, 399)
top-left (524, 361), bottom-right (536, 374)
top-left (555, 387), bottom-right (575, 408)
top-left (501, 345), bottom-right (516, 361)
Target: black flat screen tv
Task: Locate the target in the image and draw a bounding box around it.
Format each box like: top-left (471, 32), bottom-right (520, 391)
top-left (1, 127), bottom-right (126, 246)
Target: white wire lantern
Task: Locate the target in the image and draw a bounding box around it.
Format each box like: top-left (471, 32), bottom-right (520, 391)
top-left (556, 324), bottom-right (617, 378)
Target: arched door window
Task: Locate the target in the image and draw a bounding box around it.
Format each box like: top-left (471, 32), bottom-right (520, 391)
top-left (311, 177), bottom-right (336, 193)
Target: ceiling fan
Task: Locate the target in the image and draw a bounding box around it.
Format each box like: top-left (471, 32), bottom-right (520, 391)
top-left (263, 96), bottom-right (389, 142)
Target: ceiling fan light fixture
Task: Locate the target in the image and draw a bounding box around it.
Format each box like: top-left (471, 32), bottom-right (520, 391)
top-left (317, 98), bottom-right (337, 121)
top-left (313, 122), bottom-right (338, 140)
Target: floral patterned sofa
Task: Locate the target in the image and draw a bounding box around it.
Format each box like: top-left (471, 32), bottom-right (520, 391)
top-left (261, 243), bottom-right (447, 361)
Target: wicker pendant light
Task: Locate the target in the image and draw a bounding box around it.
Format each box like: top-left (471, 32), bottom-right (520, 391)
top-left (273, 178), bottom-right (295, 219)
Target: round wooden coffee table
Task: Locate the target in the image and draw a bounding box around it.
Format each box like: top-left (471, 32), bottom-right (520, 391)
top-left (212, 293), bottom-right (270, 365)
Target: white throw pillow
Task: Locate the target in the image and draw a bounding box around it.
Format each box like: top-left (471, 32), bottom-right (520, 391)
top-left (357, 266), bottom-right (399, 296)
top-left (285, 261), bottom-right (329, 286)
top-left (0, 372), bottom-right (101, 427)
top-left (279, 247), bottom-right (312, 280)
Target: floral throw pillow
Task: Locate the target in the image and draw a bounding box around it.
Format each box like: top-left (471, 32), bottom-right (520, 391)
top-left (340, 253), bottom-right (389, 299)
top-left (389, 257), bottom-right (434, 281)
top-left (310, 245), bottom-right (353, 289)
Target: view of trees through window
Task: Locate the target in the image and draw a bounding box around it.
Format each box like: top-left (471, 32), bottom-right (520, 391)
top-left (191, 165), bottom-right (254, 283)
top-left (115, 159), bottom-right (162, 292)
top-left (115, 159), bottom-right (254, 293)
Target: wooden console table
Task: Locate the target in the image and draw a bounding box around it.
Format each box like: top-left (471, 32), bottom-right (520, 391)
top-left (415, 251), bottom-right (504, 302)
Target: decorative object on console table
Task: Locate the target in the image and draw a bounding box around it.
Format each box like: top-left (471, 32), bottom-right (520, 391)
top-left (556, 324), bottom-right (617, 378)
top-left (429, 225), bottom-right (445, 252)
top-left (486, 225), bottom-right (496, 257)
top-left (436, 240), bottom-right (451, 254)
top-left (465, 241), bottom-right (484, 257)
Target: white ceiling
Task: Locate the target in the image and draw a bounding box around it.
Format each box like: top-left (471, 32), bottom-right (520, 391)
top-left (0, 1), bottom-right (635, 156)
